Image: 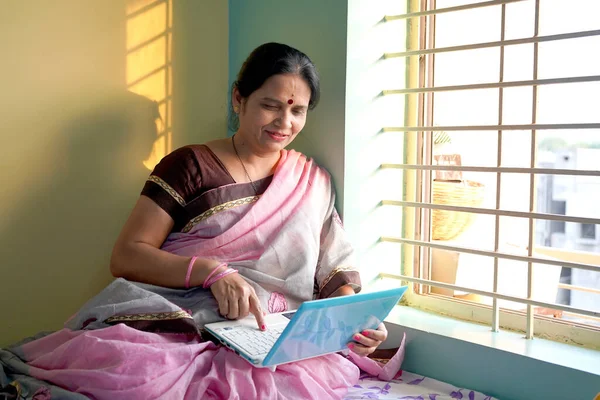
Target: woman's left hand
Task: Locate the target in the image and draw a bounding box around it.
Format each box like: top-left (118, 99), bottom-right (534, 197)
top-left (347, 323), bottom-right (388, 357)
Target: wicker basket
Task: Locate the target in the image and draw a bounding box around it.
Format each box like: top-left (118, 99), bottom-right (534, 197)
top-left (432, 180), bottom-right (485, 241)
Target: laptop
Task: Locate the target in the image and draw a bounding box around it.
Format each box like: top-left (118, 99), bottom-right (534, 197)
top-left (204, 286), bottom-right (408, 370)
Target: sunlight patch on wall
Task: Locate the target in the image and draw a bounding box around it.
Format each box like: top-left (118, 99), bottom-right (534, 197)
top-left (125, 0), bottom-right (173, 171)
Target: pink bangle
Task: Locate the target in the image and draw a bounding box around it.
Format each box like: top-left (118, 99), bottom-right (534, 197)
top-left (185, 256), bottom-right (198, 289)
top-left (203, 268), bottom-right (238, 289)
top-left (202, 263), bottom-right (228, 289)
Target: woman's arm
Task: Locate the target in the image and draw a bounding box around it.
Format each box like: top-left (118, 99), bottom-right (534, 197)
top-left (314, 189), bottom-right (362, 299)
top-left (110, 195), bottom-right (220, 288)
top-left (329, 284), bottom-right (356, 297)
top-left (110, 195), bottom-right (267, 329)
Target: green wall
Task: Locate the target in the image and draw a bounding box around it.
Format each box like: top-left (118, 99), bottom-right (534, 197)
top-left (0, 0), bottom-right (228, 347)
top-left (229, 0), bottom-right (348, 211)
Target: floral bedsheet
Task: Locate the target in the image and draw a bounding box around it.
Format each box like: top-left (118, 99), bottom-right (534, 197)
top-left (344, 371), bottom-right (496, 400)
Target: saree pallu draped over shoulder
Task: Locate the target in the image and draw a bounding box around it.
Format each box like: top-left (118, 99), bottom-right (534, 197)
top-left (159, 149), bottom-right (361, 310)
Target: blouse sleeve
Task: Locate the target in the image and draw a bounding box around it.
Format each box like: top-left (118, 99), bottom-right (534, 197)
top-left (314, 184), bottom-right (362, 299)
top-left (140, 146), bottom-right (201, 230)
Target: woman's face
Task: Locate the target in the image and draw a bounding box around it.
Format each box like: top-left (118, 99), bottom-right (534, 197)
top-left (234, 73), bottom-right (311, 155)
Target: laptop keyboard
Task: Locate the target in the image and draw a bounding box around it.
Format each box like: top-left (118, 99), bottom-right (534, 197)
top-left (220, 326), bottom-right (285, 356)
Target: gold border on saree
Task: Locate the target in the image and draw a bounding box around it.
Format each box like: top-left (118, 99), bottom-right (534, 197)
top-left (105, 310), bottom-right (192, 323)
top-left (147, 175), bottom-right (186, 206)
top-left (181, 195), bottom-right (260, 233)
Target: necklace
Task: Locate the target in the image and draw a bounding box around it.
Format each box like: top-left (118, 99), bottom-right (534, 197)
top-left (232, 135), bottom-right (259, 195)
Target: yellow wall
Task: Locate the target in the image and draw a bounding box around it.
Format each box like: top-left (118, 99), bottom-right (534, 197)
top-left (0, 0), bottom-right (228, 347)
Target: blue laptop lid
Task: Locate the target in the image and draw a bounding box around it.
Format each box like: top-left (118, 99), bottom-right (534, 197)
top-left (262, 286), bottom-right (408, 366)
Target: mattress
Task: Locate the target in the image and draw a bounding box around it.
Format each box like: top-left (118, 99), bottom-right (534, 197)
top-left (344, 371), bottom-right (495, 400)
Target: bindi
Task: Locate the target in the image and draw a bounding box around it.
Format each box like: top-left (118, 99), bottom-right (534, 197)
top-left (287, 99), bottom-right (294, 105)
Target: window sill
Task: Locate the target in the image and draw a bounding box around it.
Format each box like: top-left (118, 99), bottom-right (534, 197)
top-left (576, 238), bottom-right (597, 246)
top-left (384, 305), bottom-right (600, 378)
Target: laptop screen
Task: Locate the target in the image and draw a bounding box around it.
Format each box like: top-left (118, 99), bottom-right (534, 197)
top-left (262, 287), bottom-right (407, 366)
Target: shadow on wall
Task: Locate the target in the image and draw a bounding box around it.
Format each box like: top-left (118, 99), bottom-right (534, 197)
top-left (0, 0), bottom-right (228, 347)
top-left (1, 91), bottom-right (158, 345)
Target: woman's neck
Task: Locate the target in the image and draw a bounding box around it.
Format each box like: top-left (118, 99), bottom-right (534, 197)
top-left (231, 134), bottom-right (281, 176)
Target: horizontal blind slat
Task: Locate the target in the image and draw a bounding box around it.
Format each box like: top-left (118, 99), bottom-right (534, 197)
top-left (380, 236), bottom-right (600, 273)
top-left (384, 29), bottom-right (600, 58)
top-left (381, 200), bottom-right (600, 225)
top-left (384, 0), bottom-right (526, 21)
top-left (380, 273), bottom-right (600, 318)
top-left (558, 283), bottom-right (600, 296)
top-left (383, 123), bottom-right (600, 132)
top-left (380, 164), bottom-right (600, 177)
top-left (382, 75), bottom-right (600, 95)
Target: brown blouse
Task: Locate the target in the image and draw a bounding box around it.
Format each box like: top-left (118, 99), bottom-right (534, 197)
top-left (141, 145), bottom-right (271, 232)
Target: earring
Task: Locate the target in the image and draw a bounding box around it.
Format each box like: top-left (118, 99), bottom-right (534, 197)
top-left (233, 105), bottom-right (240, 113)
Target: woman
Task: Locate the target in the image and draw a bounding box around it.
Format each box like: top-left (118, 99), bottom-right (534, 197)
top-left (110, 42), bottom-right (386, 347)
top-left (0, 43), bottom-right (393, 400)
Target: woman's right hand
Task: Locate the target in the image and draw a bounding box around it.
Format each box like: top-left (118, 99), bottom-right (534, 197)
top-left (210, 272), bottom-right (267, 331)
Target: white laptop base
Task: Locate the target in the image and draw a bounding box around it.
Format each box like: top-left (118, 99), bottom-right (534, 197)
top-left (204, 312), bottom-right (292, 369)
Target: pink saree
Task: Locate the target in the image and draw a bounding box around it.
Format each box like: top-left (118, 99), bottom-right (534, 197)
top-left (0, 149), bottom-right (405, 400)
top-left (158, 147), bottom-right (361, 310)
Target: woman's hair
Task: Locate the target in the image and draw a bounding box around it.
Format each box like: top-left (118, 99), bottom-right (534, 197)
top-left (228, 42), bottom-right (320, 131)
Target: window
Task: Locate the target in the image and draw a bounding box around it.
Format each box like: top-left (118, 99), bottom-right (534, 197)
top-left (580, 223), bottom-right (596, 240)
top-left (377, 0), bottom-right (600, 348)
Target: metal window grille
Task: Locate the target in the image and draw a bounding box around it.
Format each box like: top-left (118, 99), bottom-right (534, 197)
top-left (379, 0), bottom-right (600, 338)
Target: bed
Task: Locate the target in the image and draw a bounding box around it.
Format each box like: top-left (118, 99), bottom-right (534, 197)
top-left (2, 342), bottom-right (495, 400)
top-left (0, 367), bottom-right (495, 400)
top-left (344, 371), bottom-right (494, 400)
